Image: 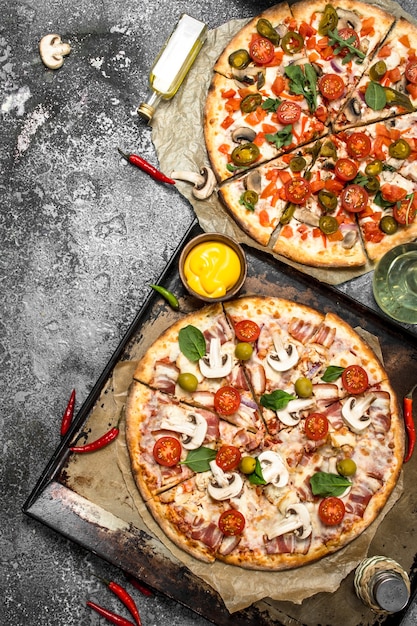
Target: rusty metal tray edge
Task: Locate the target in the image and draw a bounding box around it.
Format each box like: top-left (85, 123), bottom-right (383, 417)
top-left (23, 218), bottom-right (417, 626)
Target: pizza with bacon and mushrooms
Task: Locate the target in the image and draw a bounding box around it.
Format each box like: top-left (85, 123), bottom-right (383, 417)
top-left (204, 0), bottom-right (417, 267)
top-left (125, 296), bottom-right (404, 570)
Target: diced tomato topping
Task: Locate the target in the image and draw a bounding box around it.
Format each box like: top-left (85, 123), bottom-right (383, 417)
top-left (280, 224), bottom-right (293, 238)
top-left (360, 17), bottom-right (375, 37)
top-left (259, 209), bottom-right (271, 226)
top-left (299, 21), bottom-right (316, 38)
top-left (271, 75), bottom-right (286, 96)
top-left (399, 34), bottom-right (411, 48)
top-left (222, 88), bottom-right (236, 99)
top-left (377, 45), bottom-right (392, 58)
top-left (362, 220), bottom-right (384, 242)
top-left (221, 115), bottom-right (234, 130)
top-left (218, 144), bottom-right (230, 154)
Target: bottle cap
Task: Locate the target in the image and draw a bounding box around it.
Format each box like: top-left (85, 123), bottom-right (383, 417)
top-left (137, 102), bottom-right (155, 122)
top-left (372, 571), bottom-right (410, 612)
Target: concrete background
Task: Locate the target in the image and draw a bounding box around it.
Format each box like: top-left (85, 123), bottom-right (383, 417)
top-left (2, 0), bottom-right (417, 624)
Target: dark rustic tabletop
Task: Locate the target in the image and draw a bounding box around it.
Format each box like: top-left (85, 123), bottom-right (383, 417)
top-left (2, 0), bottom-right (417, 624)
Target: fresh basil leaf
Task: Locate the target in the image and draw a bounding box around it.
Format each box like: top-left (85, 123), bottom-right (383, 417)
top-left (248, 457), bottom-right (266, 485)
top-left (262, 97), bottom-right (281, 113)
top-left (365, 81), bottom-right (387, 111)
top-left (285, 64), bottom-right (318, 113)
top-left (265, 125), bottom-right (293, 149)
top-left (239, 193), bottom-right (256, 212)
top-left (178, 325), bottom-right (206, 362)
top-left (352, 172), bottom-right (369, 187)
top-left (374, 190), bottom-right (395, 208)
top-left (310, 471), bottom-right (352, 497)
top-left (321, 365), bottom-right (345, 382)
top-left (260, 389), bottom-right (296, 411)
top-left (304, 63), bottom-right (318, 112)
top-left (180, 446), bottom-right (217, 472)
top-left (226, 163), bottom-right (250, 173)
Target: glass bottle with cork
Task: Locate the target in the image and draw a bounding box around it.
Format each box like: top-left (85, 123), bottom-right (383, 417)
top-left (138, 14), bottom-right (207, 123)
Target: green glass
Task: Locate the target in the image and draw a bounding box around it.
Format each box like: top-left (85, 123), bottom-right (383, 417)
top-left (373, 243), bottom-right (417, 323)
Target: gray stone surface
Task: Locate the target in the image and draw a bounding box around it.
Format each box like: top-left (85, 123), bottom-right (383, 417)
top-left (2, 0), bottom-right (417, 624)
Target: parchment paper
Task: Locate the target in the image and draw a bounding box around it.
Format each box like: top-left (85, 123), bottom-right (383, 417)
top-left (151, 1), bottom-right (417, 286)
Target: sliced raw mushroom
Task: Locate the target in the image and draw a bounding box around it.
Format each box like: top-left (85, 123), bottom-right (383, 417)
top-left (199, 337), bottom-right (233, 379)
top-left (244, 169), bottom-right (262, 193)
top-left (171, 167), bottom-right (216, 200)
top-left (258, 450), bottom-right (289, 487)
top-left (342, 230), bottom-right (358, 249)
top-left (233, 66), bottom-right (265, 86)
top-left (343, 98), bottom-right (362, 124)
top-left (293, 207), bottom-right (320, 227)
top-left (231, 127), bottom-right (257, 144)
top-left (276, 398), bottom-right (315, 427)
top-left (336, 8), bottom-right (361, 31)
top-left (159, 407), bottom-right (207, 449)
top-left (266, 332), bottom-right (299, 372)
top-left (207, 460), bottom-right (243, 500)
top-left (342, 393), bottom-right (377, 433)
top-left (39, 34), bottom-right (71, 69)
top-left (267, 503), bottom-right (312, 540)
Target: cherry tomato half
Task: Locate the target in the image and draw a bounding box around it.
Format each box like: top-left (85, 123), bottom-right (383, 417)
top-left (336, 28), bottom-right (360, 57)
top-left (214, 386), bottom-right (241, 416)
top-left (284, 177), bottom-right (312, 205)
top-left (234, 319), bottom-right (261, 342)
top-left (318, 497), bottom-right (345, 526)
top-left (341, 364), bottom-right (369, 394)
top-left (341, 184), bottom-right (369, 213)
top-left (405, 60), bottom-right (417, 85)
top-left (305, 413), bottom-right (329, 441)
top-left (318, 73), bottom-right (345, 100)
top-left (334, 158), bottom-right (358, 181)
top-left (153, 436), bottom-right (182, 467)
top-left (216, 445), bottom-right (242, 472)
top-left (276, 100), bottom-right (302, 125)
top-left (249, 37), bottom-right (275, 65)
top-left (346, 132), bottom-right (372, 159)
top-left (393, 196), bottom-right (417, 225)
top-left (218, 509), bottom-right (246, 536)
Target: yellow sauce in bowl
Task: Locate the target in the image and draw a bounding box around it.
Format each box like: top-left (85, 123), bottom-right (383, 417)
top-left (183, 241), bottom-right (241, 298)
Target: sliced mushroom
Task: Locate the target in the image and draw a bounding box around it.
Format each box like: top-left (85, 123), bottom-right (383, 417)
top-left (207, 460), bottom-right (243, 500)
top-left (266, 332), bottom-right (299, 372)
top-left (233, 66), bottom-right (265, 86)
top-left (342, 394), bottom-right (377, 433)
top-left (258, 450), bottom-right (289, 487)
top-left (171, 167), bottom-right (216, 200)
top-left (244, 169), bottom-right (262, 193)
top-left (343, 97), bottom-right (362, 123)
top-left (267, 503), bottom-right (312, 540)
top-left (159, 408), bottom-right (207, 450)
top-left (293, 207), bottom-right (320, 227)
top-left (342, 230), bottom-right (358, 250)
top-left (276, 398), bottom-right (315, 427)
top-left (231, 127), bottom-right (257, 144)
top-left (39, 34), bottom-right (71, 69)
top-left (336, 8), bottom-right (361, 31)
top-left (199, 337), bottom-right (233, 379)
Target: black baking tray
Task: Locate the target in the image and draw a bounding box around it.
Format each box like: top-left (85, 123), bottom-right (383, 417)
top-left (23, 219), bottom-right (417, 626)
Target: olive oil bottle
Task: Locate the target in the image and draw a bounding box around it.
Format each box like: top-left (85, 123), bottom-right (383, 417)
top-left (138, 14), bottom-right (207, 122)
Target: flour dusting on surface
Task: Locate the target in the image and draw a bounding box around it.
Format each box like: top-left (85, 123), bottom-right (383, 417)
top-left (15, 103), bottom-right (50, 158)
top-left (1, 85), bottom-right (31, 117)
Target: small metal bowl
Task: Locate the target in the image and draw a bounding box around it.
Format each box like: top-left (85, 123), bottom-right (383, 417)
top-left (179, 232), bottom-right (247, 303)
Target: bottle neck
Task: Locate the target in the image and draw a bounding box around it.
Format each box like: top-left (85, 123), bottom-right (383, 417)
top-left (137, 91), bottom-right (162, 123)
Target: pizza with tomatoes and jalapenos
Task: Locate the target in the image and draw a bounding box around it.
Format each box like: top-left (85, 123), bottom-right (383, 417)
top-left (204, 0), bottom-right (417, 267)
top-left (125, 296), bottom-right (404, 570)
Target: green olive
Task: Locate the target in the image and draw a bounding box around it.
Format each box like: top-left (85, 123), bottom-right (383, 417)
top-left (369, 60), bottom-right (387, 82)
top-left (239, 456), bottom-right (256, 474)
top-left (256, 18), bottom-right (280, 45)
top-left (318, 189), bottom-right (338, 212)
top-left (388, 138), bottom-right (411, 159)
top-left (365, 160), bottom-right (383, 177)
top-left (235, 342), bottom-right (253, 360)
top-left (336, 458), bottom-right (357, 477)
top-left (294, 377), bottom-right (313, 398)
top-left (364, 176), bottom-right (380, 194)
top-left (379, 215), bottom-right (398, 234)
top-left (177, 373), bottom-right (198, 392)
top-left (231, 142), bottom-right (260, 166)
top-left (318, 4), bottom-right (338, 35)
top-left (289, 156), bottom-right (307, 173)
top-left (240, 93), bottom-right (263, 113)
top-left (228, 49), bottom-right (251, 70)
top-left (319, 215), bottom-right (339, 235)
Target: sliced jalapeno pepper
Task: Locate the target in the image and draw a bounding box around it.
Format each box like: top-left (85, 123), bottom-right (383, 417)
top-left (240, 189), bottom-right (259, 210)
top-left (240, 93), bottom-right (263, 113)
top-left (384, 87), bottom-right (414, 112)
top-left (388, 138), bottom-right (411, 159)
top-left (280, 203), bottom-right (296, 225)
top-left (318, 4), bottom-right (338, 36)
top-left (257, 18), bottom-right (280, 45)
top-left (379, 215), bottom-right (398, 234)
top-left (318, 189), bottom-right (338, 212)
top-left (364, 176), bottom-right (380, 193)
top-left (228, 49), bottom-right (251, 70)
top-left (369, 60), bottom-right (387, 82)
top-left (320, 140), bottom-right (337, 160)
top-left (319, 215), bottom-right (339, 235)
top-left (289, 156), bottom-right (307, 172)
top-left (231, 142), bottom-right (260, 166)
top-left (281, 31), bottom-right (304, 55)
top-left (365, 159), bottom-right (383, 177)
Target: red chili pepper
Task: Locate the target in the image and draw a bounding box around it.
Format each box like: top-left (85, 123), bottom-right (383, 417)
top-left (70, 420), bottom-right (120, 453)
top-left (404, 384), bottom-right (417, 462)
top-left (60, 388), bottom-right (76, 436)
top-left (86, 600), bottom-right (135, 626)
top-left (124, 572), bottom-right (154, 597)
top-left (96, 576), bottom-right (142, 626)
top-left (118, 148), bottom-right (175, 185)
